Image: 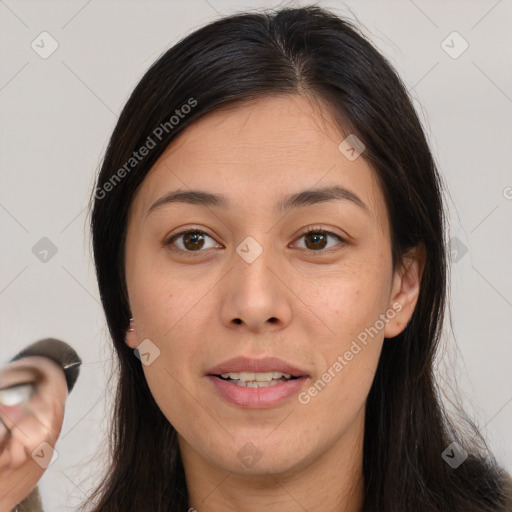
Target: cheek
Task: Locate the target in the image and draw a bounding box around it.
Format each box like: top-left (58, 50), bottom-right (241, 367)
top-left (133, 285), bottom-right (210, 429)
top-left (295, 330), bottom-right (383, 448)
top-left (295, 260), bottom-right (389, 421)
top-left (302, 259), bottom-right (392, 341)
top-left (142, 355), bottom-right (209, 442)
top-left (128, 244), bottom-right (213, 334)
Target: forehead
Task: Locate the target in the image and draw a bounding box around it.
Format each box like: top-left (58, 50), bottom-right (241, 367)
top-left (130, 94), bottom-right (389, 234)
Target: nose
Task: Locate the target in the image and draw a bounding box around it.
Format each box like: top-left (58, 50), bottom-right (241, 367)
top-left (220, 240), bottom-right (293, 333)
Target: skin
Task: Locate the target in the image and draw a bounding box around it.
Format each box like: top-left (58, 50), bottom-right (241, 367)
top-left (0, 356), bottom-right (67, 512)
top-left (124, 94), bottom-right (425, 512)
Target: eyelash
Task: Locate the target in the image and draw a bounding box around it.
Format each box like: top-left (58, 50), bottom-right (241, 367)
top-left (164, 226), bottom-right (347, 257)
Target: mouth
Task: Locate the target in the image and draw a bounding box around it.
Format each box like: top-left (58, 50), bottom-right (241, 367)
top-left (206, 356), bottom-right (309, 408)
top-left (214, 371), bottom-right (300, 387)
top-left (207, 355), bottom-right (309, 380)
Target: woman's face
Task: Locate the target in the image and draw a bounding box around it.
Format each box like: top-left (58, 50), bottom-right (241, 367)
top-left (124, 94), bottom-right (422, 479)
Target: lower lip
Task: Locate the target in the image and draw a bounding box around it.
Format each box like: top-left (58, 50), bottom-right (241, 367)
top-left (207, 375), bottom-right (308, 409)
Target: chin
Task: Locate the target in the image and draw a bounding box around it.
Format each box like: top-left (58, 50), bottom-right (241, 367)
top-left (204, 438), bottom-right (310, 477)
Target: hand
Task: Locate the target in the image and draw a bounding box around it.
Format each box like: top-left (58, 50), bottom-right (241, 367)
top-left (0, 339), bottom-right (81, 512)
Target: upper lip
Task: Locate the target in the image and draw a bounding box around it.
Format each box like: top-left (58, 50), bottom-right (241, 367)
top-left (207, 356), bottom-right (309, 377)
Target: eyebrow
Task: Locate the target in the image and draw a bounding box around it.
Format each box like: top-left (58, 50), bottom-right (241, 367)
top-left (146, 185), bottom-right (370, 217)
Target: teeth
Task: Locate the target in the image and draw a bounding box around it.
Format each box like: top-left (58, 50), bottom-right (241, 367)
top-left (220, 371), bottom-right (292, 382)
top-left (234, 380), bottom-right (282, 387)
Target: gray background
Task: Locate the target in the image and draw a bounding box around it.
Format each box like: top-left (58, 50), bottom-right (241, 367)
top-left (0, 0), bottom-right (511, 510)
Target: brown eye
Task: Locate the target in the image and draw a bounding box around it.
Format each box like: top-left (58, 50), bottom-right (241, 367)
top-left (181, 231), bottom-right (206, 251)
top-left (164, 226), bottom-right (346, 256)
top-left (165, 229), bottom-right (220, 254)
top-left (295, 228), bottom-right (346, 252)
top-left (0, 383), bottom-right (35, 406)
top-left (304, 231), bottom-right (329, 250)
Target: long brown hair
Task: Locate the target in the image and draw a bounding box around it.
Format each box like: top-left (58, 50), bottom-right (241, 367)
top-left (86, 5), bottom-right (512, 511)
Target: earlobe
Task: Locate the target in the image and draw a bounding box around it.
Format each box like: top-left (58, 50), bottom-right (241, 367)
top-left (384, 243), bottom-right (426, 339)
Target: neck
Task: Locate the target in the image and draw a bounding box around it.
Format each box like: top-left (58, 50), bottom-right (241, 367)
top-left (180, 409), bottom-right (365, 512)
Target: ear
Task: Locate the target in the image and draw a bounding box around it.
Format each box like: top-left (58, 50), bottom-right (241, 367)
top-left (384, 242), bottom-right (426, 339)
top-left (125, 317), bottom-right (138, 349)
top-left (0, 356), bottom-right (68, 512)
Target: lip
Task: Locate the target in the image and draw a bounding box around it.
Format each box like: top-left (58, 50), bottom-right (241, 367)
top-left (207, 375), bottom-right (309, 409)
top-left (206, 356), bottom-right (309, 377)
top-left (206, 356), bottom-right (310, 409)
